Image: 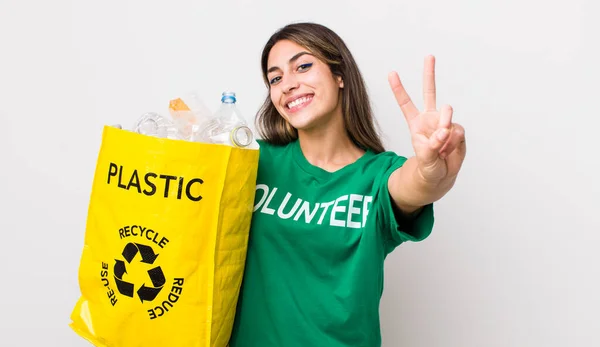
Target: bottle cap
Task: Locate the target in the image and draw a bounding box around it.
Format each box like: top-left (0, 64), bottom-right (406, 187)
top-left (221, 91), bottom-right (236, 103)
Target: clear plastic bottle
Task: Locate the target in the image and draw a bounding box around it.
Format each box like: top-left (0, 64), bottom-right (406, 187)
top-left (196, 92), bottom-right (253, 147)
top-left (132, 112), bottom-right (181, 139)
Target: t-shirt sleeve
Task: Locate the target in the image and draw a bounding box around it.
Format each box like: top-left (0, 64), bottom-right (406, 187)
top-left (375, 156), bottom-right (435, 254)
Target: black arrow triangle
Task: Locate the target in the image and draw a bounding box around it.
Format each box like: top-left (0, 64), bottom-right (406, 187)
top-left (114, 259), bottom-right (127, 279)
top-left (137, 284), bottom-right (162, 303)
top-left (136, 243), bottom-right (159, 264)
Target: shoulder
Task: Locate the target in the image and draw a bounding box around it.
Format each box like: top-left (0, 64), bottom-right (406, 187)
top-left (256, 138), bottom-right (295, 165)
top-left (363, 149), bottom-right (409, 176)
top-left (255, 139), bottom-right (297, 184)
top-left (257, 138), bottom-right (292, 154)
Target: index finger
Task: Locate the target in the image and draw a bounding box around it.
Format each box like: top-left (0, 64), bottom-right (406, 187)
top-left (388, 71), bottom-right (419, 121)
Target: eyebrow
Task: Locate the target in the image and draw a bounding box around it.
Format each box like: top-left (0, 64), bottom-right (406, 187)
top-left (267, 51), bottom-right (313, 74)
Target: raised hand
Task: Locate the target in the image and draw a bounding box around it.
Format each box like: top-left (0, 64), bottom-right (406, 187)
top-left (388, 55), bottom-right (466, 184)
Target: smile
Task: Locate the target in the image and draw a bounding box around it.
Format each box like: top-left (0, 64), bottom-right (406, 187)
top-left (286, 95), bottom-right (313, 112)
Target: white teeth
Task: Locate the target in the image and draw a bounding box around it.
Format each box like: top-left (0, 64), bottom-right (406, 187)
top-left (287, 96), bottom-right (312, 109)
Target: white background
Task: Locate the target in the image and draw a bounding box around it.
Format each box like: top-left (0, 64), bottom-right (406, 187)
top-left (1, 0), bottom-right (598, 346)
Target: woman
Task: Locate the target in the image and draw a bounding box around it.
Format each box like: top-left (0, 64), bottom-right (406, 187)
top-left (229, 22), bottom-right (466, 346)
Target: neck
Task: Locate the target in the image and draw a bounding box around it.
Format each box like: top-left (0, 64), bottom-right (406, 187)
top-left (297, 113), bottom-right (365, 173)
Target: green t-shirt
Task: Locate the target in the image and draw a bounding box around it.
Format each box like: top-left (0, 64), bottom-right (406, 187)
top-left (229, 139), bottom-right (434, 347)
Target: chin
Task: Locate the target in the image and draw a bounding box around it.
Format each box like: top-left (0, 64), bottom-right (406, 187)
top-left (286, 114), bottom-right (319, 131)
top-left (290, 121), bottom-right (323, 133)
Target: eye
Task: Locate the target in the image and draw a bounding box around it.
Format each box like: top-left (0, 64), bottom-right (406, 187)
top-left (298, 63), bottom-right (313, 72)
top-left (269, 76), bottom-right (281, 85)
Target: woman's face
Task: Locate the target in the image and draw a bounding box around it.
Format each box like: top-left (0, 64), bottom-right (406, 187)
top-left (266, 39), bottom-right (344, 132)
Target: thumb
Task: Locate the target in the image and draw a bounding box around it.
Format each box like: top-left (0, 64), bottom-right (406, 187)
top-left (419, 128), bottom-right (450, 166)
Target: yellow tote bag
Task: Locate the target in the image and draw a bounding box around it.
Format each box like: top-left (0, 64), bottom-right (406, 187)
top-left (70, 125), bottom-right (259, 347)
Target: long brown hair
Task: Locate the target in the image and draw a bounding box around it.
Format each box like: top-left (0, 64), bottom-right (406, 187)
top-left (256, 22), bottom-right (386, 153)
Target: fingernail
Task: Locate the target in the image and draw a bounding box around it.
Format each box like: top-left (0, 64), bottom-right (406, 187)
top-left (437, 128), bottom-right (449, 141)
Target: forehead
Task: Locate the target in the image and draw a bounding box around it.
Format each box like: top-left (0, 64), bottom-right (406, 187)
top-left (267, 39), bottom-right (312, 66)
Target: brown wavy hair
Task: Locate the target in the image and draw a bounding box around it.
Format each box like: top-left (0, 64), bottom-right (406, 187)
top-left (256, 22), bottom-right (385, 153)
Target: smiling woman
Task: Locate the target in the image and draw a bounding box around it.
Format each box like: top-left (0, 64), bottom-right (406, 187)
top-left (255, 23), bottom-right (385, 156)
top-left (265, 43), bottom-right (344, 134)
top-left (228, 22), bottom-right (466, 347)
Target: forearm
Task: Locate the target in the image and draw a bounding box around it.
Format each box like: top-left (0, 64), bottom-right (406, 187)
top-left (388, 156), bottom-right (456, 214)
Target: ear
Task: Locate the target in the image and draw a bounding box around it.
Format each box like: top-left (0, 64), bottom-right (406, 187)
top-left (337, 75), bottom-right (344, 88)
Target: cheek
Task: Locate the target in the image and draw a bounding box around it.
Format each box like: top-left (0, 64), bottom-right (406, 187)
top-left (269, 89), bottom-right (281, 107)
top-left (303, 71), bottom-right (324, 87)
top-left (269, 89), bottom-right (287, 116)
top-left (269, 88), bottom-right (276, 101)
top-left (308, 72), bottom-right (338, 99)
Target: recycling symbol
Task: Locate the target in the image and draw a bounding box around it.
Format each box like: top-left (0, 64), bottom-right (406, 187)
top-left (114, 242), bottom-right (166, 302)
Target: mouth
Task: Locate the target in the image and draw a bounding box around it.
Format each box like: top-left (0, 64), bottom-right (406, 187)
top-left (285, 94), bottom-right (314, 113)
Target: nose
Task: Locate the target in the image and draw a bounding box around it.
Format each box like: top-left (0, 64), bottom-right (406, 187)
top-left (281, 74), bottom-right (299, 94)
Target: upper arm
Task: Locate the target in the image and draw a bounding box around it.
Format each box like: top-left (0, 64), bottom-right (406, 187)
top-left (376, 157), bottom-right (435, 254)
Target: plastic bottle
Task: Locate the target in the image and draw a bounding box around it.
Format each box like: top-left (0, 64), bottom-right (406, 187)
top-left (132, 112), bottom-right (181, 139)
top-left (196, 92), bottom-right (253, 147)
top-left (169, 92), bottom-right (213, 141)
